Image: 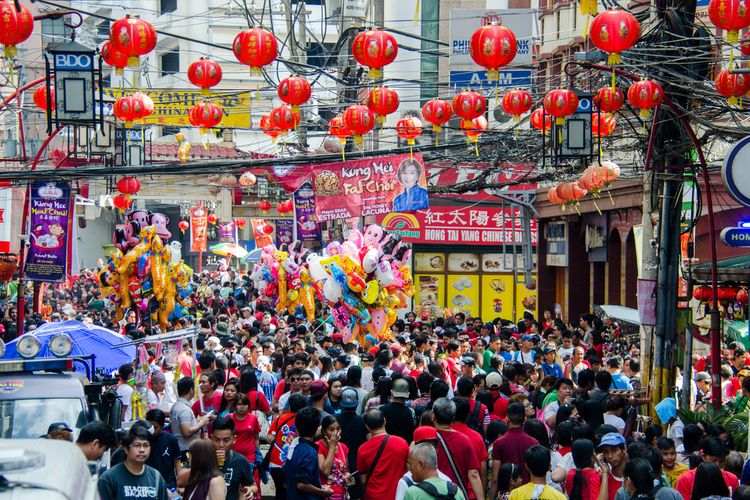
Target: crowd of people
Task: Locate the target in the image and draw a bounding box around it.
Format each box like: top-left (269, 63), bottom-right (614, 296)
top-left (14, 268), bottom-right (750, 500)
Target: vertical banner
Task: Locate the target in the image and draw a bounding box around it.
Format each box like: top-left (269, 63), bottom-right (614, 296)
top-left (251, 218), bottom-right (274, 248)
top-left (190, 205), bottom-right (208, 253)
top-left (276, 220), bottom-right (294, 247)
top-left (0, 184), bottom-right (12, 253)
top-left (293, 181), bottom-right (321, 242)
top-left (25, 181), bottom-right (71, 282)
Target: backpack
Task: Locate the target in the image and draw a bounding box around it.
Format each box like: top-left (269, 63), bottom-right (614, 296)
top-left (414, 480), bottom-right (459, 500)
top-left (465, 400), bottom-right (485, 437)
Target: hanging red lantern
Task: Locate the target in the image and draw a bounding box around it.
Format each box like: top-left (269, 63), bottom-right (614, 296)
top-left (270, 105), bottom-right (301, 133)
top-left (284, 200), bottom-right (294, 214)
top-left (709, 0), bottom-right (750, 42)
top-left (589, 10), bottom-right (641, 65)
top-left (737, 287), bottom-right (749, 304)
top-left (259, 201), bottom-right (271, 214)
top-left (578, 166), bottom-right (606, 192)
top-left (112, 194), bottom-right (132, 212)
top-left (594, 86), bottom-right (625, 112)
top-left (557, 182), bottom-right (588, 204)
top-left (277, 76), bottom-right (312, 113)
top-left (101, 41), bottom-right (129, 76)
top-left (109, 15), bottom-right (157, 67)
top-left (33, 85), bottom-right (55, 111)
top-left (593, 161), bottom-right (621, 187)
top-left (543, 89), bottom-right (579, 125)
top-left (530, 108), bottom-right (552, 134)
top-left (233, 27), bottom-right (278, 75)
top-left (592, 113), bottom-right (617, 137)
top-left (352, 29), bottom-right (398, 79)
top-left (452, 91), bottom-right (487, 128)
top-left (207, 213), bottom-right (217, 225)
top-left (189, 101), bottom-right (223, 133)
top-left (421, 98), bottom-right (453, 134)
top-left (133, 93), bottom-right (154, 121)
top-left (178, 220), bottom-right (189, 234)
top-left (396, 116), bottom-right (423, 145)
top-left (627, 79), bottom-right (663, 119)
top-left (460, 116), bottom-right (488, 143)
top-left (260, 114), bottom-right (283, 142)
top-left (0, 0), bottom-right (33, 59)
top-left (113, 95), bottom-right (145, 128)
top-left (547, 187), bottom-right (564, 205)
top-left (277, 202), bottom-right (288, 215)
top-left (187, 57), bottom-right (223, 96)
top-left (367, 87), bottom-right (400, 124)
top-left (693, 285), bottom-right (713, 301)
top-left (469, 24), bottom-right (518, 82)
top-left (328, 115), bottom-right (351, 144)
top-left (342, 105), bottom-right (375, 145)
top-left (235, 219), bottom-right (246, 230)
top-left (262, 223), bottom-right (274, 235)
top-left (501, 90), bottom-right (533, 121)
top-left (239, 172), bottom-right (257, 187)
top-left (715, 69), bottom-right (750, 106)
top-left (116, 177), bottom-right (140, 195)
top-left (718, 286), bottom-right (738, 302)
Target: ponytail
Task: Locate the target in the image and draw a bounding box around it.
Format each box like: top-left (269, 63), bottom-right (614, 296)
top-left (569, 469), bottom-right (584, 500)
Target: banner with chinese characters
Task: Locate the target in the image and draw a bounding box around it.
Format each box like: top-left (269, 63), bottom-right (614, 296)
top-left (26, 181), bottom-right (71, 282)
top-left (276, 219), bottom-right (294, 247)
top-left (293, 181), bottom-right (320, 242)
top-left (377, 205), bottom-right (538, 246)
top-left (190, 205), bottom-right (208, 253)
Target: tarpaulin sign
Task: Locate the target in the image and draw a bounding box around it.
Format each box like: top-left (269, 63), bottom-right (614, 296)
top-left (190, 205), bottom-right (208, 253)
top-left (276, 220), bottom-right (294, 247)
top-left (293, 182), bottom-right (320, 242)
top-left (26, 181), bottom-right (71, 282)
top-left (312, 153), bottom-right (428, 222)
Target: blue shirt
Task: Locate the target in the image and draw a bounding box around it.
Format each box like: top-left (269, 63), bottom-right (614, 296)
top-left (542, 362), bottom-right (564, 378)
top-left (393, 185), bottom-right (429, 212)
top-left (284, 438), bottom-right (323, 499)
top-left (610, 373), bottom-right (634, 390)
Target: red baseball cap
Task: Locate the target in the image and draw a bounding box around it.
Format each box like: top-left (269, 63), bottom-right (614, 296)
top-left (413, 426), bottom-right (438, 443)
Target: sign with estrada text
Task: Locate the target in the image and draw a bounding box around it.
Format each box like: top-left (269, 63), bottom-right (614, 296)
top-left (26, 181), bottom-right (71, 282)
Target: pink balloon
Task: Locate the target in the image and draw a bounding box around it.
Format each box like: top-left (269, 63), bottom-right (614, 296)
top-left (371, 308), bottom-right (387, 339)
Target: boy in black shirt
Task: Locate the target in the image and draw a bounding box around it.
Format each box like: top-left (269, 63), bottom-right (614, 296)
top-left (210, 417), bottom-right (257, 500)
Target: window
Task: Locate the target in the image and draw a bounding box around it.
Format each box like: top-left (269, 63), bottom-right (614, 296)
top-left (572, 3), bottom-right (577, 32)
top-left (556, 11), bottom-right (561, 39)
top-left (41, 17), bottom-right (71, 45)
top-left (161, 48), bottom-right (180, 77)
top-left (160, 0), bottom-right (177, 15)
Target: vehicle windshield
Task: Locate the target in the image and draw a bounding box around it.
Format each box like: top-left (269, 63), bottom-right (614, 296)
top-left (0, 399), bottom-right (86, 439)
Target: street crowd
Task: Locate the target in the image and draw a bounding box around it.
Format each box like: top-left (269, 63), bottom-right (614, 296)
top-left (17, 269), bottom-right (750, 500)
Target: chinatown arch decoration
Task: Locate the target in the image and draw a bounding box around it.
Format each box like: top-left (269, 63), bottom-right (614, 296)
top-left (233, 27), bottom-right (278, 76)
top-left (109, 15), bottom-right (157, 67)
top-left (101, 41), bottom-right (129, 76)
top-left (277, 75), bottom-right (312, 113)
top-left (352, 29), bottom-right (398, 79)
top-left (469, 23), bottom-right (517, 84)
top-left (367, 87), bottom-right (400, 125)
top-left (715, 69), bottom-right (750, 107)
top-left (0, 0), bottom-right (33, 59)
top-left (187, 57), bottom-right (223, 96)
top-left (501, 89), bottom-right (533, 121)
top-left (421, 98), bottom-right (453, 145)
top-left (248, 224), bottom-right (414, 343)
top-left (627, 79), bottom-right (663, 119)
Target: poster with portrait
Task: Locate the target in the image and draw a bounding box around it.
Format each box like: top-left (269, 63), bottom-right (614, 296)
top-left (293, 181), bottom-right (321, 242)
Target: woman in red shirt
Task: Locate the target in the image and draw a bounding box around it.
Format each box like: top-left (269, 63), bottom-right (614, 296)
top-left (566, 439), bottom-right (609, 500)
top-left (240, 370), bottom-right (272, 417)
top-left (229, 393), bottom-right (261, 499)
top-left (316, 415), bottom-right (350, 500)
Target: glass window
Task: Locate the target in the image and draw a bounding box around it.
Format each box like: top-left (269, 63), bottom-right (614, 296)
top-left (160, 0), bottom-right (177, 15)
top-left (0, 398), bottom-right (86, 439)
top-left (161, 48), bottom-right (180, 77)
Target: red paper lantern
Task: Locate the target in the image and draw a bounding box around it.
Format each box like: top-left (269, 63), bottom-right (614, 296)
top-left (262, 223), bottom-right (274, 235)
top-left (116, 177), bottom-right (140, 195)
top-left (530, 108), bottom-right (552, 134)
top-left (421, 98), bottom-right (453, 133)
top-left (283, 200), bottom-right (294, 213)
top-left (452, 91), bottom-right (487, 127)
top-left (328, 115), bottom-right (351, 144)
top-left (547, 187), bottom-right (564, 205)
top-left (109, 15), bottom-right (157, 67)
top-left (396, 116), bottom-right (423, 145)
top-left (469, 24), bottom-right (518, 82)
top-left (592, 113), bottom-right (617, 137)
top-left (737, 288), bottom-right (749, 304)
top-left (557, 182), bottom-right (588, 203)
top-left (233, 28), bottom-right (278, 75)
top-left (33, 85), bottom-right (55, 111)
top-left (352, 29), bottom-right (398, 79)
top-left (594, 161), bottom-right (621, 184)
top-left (133, 93), bottom-right (154, 120)
top-left (101, 41), bottom-right (129, 76)
top-left (188, 105), bottom-right (202, 127)
top-left (460, 116), bottom-right (488, 143)
top-left (187, 58), bottom-right (223, 96)
top-left (178, 220), bottom-right (189, 234)
top-left (259, 201), bottom-right (271, 213)
top-left (342, 105), bottom-right (375, 145)
top-left (207, 214), bottom-right (217, 225)
top-left (239, 172), bottom-right (257, 187)
top-left (627, 79), bottom-right (663, 119)
top-left (235, 219), bottom-right (246, 230)
top-left (270, 105), bottom-right (300, 132)
top-left (277, 202), bottom-right (288, 215)
top-left (594, 86), bottom-right (625, 112)
top-left (543, 89), bottom-right (579, 125)
top-left (277, 76), bottom-right (312, 113)
top-left (190, 102), bottom-right (223, 132)
top-left (113, 95), bottom-right (145, 128)
top-left (578, 166), bottom-right (605, 191)
top-left (501, 90), bottom-right (533, 121)
top-left (708, 0), bottom-right (750, 42)
top-left (0, 0), bottom-right (33, 59)
top-left (715, 69), bottom-right (750, 106)
top-left (367, 87), bottom-right (400, 124)
top-left (742, 31), bottom-right (750, 56)
top-left (260, 114), bottom-right (283, 142)
top-left (693, 285), bottom-right (713, 301)
top-left (589, 10), bottom-right (641, 65)
top-left (112, 194), bottom-right (132, 211)
top-left (718, 286), bottom-right (737, 302)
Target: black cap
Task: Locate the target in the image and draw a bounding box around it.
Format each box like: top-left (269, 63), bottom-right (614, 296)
top-left (48, 422), bottom-right (73, 433)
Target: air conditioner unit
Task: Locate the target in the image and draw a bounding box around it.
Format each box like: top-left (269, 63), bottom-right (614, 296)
top-left (97, 194), bottom-right (114, 208)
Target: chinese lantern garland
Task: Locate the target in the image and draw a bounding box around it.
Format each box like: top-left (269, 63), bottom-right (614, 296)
top-left (178, 220), bottom-right (189, 234)
top-left (543, 89), bottom-right (579, 125)
top-left (0, 0), bottom-right (33, 59)
top-left (187, 58), bottom-right (223, 96)
top-left (342, 105), bottom-right (375, 147)
top-left (189, 101), bottom-right (223, 134)
top-left (109, 15), bottom-right (157, 67)
top-left (328, 115), bottom-right (351, 160)
top-left (367, 87), bottom-right (400, 125)
top-left (460, 116), bottom-right (488, 156)
top-left (277, 76), bottom-right (312, 113)
top-left (715, 69), bottom-right (750, 107)
top-left (101, 41), bottom-right (129, 76)
top-left (396, 116), bottom-right (423, 158)
top-left (627, 79), bottom-right (663, 120)
top-left (33, 85), bottom-right (55, 111)
top-left (352, 29), bottom-right (398, 79)
top-left (594, 86), bottom-right (624, 113)
top-left (469, 24), bottom-right (517, 84)
top-left (530, 108), bottom-right (552, 135)
top-left (501, 90), bottom-right (533, 121)
top-left (233, 27), bottom-right (278, 76)
top-left (452, 91), bottom-right (487, 128)
top-left (421, 99), bottom-right (453, 145)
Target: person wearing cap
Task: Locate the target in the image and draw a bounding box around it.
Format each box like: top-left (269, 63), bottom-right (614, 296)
top-left (541, 346), bottom-right (564, 379)
top-left (311, 379), bottom-right (333, 420)
top-left (394, 426), bottom-right (455, 500)
top-left (46, 422), bottom-right (73, 441)
top-left (512, 335), bottom-right (537, 365)
top-left (597, 432), bottom-right (629, 500)
top-left (675, 436), bottom-right (738, 500)
top-left (335, 388), bottom-right (368, 498)
top-left (331, 353), bottom-right (351, 380)
top-left (459, 357), bottom-right (476, 380)
top-left (694, 371), bottom-right (712, 408)
top-left (381, 378), bottom-right (416, 444)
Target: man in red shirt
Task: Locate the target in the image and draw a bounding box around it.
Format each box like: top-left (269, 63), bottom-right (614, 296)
top-left (452, 398), bottom-right (488, 485)
top-left (356, 408), bottom-right (409, 500)
top-left (432, 397), bottom-right (484, 500)
top-left (444, 341), bottom-right (461, 387)
top-left (675, 437), bottom-right (739, 500)
top-left (192, 371), bottom-right (223, 417)
top-left (489, 402), bottom-right (539, 500)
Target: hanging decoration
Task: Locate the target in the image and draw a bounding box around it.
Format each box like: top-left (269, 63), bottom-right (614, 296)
top-left (277, 200), bottom-right (294, 216)
top-left (592, 113), bottom-right (616, 137)
top-left (452, 91), bottom-right (487, 128)
top-left (708, 0), bottom-right (750, 43)
top-left (693, 285), bottom-right (713, 301)
top-left (546, 187), bottom-right (565, 207)
top-left (113, 95), bottom-right (146, 128)
top-left (579, 0), bottom-right (598, 36)
top-left (269, 104), bottom-right (301, 134)
top-left (556, 182), bottom-right (588, 213)
top-left (342, 104), bottom-right (375, 146)
top-left (176, 133), bottom-right (191, 163)
top-left (235, 219), bottom-right (247, 230)
top-left (33, 85), bottom-right (55, 111)
top-left (737, 287), bottom-right (749, 304)
top-left (396, 116), bottom-right (423, 158)
top-left (133, 93), bottom-right (154, 123)
top-left (328, 115), bottom-right (351, 145)
top-left (109, 15), bottom-right (157, 67)
top-left (0, 0), bottom-right (33, 59)
top-left (207, 213), bottom-right (218, 225)
top-left (101, 41), bottom-right (129, 76)
top-left (239, 172), bottom-right (257, 187)
top-left (742, 31), bottom-right (750, 56)
top-left (421, 98), bottom-right (453, 136)
top-left (589, 9), bottom-right (641, 66)
top-left (233, 27), bottom-right (278, 75)
top-left (530, 108), bottom-right (552, 134)
top-left (715, 69), bottom-right (750, 106)
top-left (543, 89), bottom-right (579, 125)
top-left (718, 286), bottom-right (738, 302)
top-left (189, 101), bottom-right (223, 133)
top-left (277, 75), bottom-right (312, 113)
top-left (594, 86), bottom-right (625, 112)
top-left (469, 23), bottom-right (518, 83)
top-left (187, 57), bottom-right (223, 96)
top-left (260, 114), bottom-right (283, 143)
top-left (460, 116), bottom-right (488, 156)
top-left (500, 90), bottom-right (533, 121)
top-left (116, 177), bottom-right (141, 196)
top-left (112, 194), bottom-right (132, 212)
top-left (367, 87), bottom-right (400, 124)
top-left (627, 79), bottom-right (663, 119)
top-left (259, 201), bottom-right (271, 214)
top-left (352, 29), bottom-right (398, 79)
top-left (178, 220), bottom-right (189, 234)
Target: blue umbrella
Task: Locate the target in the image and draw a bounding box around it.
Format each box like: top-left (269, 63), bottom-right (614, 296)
top-left (2, 320), bottom-right (136, 376)
top-left (243, 248), bottom-right (263, 263)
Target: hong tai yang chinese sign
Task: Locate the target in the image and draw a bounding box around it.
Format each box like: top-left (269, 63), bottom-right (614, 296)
top-left (312, 153), bottom-right (428, 222)
top-left (26, 181), bottom-right (72, 282)
top-left (377, 205), bottom-right (538, 246)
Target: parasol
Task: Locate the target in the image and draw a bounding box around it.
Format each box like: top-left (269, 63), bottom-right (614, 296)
top-left (209, 242), bottom-right (248, 259)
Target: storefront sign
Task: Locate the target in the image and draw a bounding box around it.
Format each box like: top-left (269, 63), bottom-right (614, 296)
top-left (293, 182), bottom-right (321, 242)
top-left (26, 181), bottom-right (71, 282)
top-left (449, 9), bottom-right (535, 67)
top-left (378, 205), bottom-right (536, 246)
top-left (545, 221), bottom-right (568, 267)
top-left (720, 226), bottom-right (750, 247)
top-left (189, 205), bottom-right (208, 253)
top-left (276, 219), bottom-right (294, 247)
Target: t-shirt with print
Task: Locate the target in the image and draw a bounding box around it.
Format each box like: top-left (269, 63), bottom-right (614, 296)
top-left (356, 433), bottom-right (410, 500)
top-left (145, 431), bottom-right (180, 489)
top-left (97, 463), bottom-right (169, 500)
top-left (230, 412), bottom-right (260, 463)
top-left (221, 450), bottom-right (254, 500)
top-left (269, 413), bottom-right (297, 468)
top-left (510, 482), bottom-right (567, 500)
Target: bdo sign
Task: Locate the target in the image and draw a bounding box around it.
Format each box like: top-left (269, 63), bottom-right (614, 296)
top-left (54, 53), bottom-right (93, 71)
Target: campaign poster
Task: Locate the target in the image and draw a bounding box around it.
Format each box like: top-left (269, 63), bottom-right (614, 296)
top-left (311, 153), bottom-right (428, 222)
top-left (293, 182), bottom-right (321, 242)
top-left (276, 220), bottom-right (294, 247)
top-left (190, 205), bottom-right (208, 252)
top-left (26, 181), bottom-right (71, 282)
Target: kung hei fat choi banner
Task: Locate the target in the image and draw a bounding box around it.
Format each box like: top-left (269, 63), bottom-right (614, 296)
top-left (26, 181), bottom-right (71, 282)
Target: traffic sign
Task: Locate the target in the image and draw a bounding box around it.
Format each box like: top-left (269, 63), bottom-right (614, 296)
top-left (720, 226), bottom-right (750, 247)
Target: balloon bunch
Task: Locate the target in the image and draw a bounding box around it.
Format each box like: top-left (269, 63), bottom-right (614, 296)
top-left (249, 224), bottom-right (414, 343)
top-left (98, 209), bottom-right (194, 331)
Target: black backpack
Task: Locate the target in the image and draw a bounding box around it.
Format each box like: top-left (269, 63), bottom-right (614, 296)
top-left (415, 480), bottom-right (459, 500)
top-left (465, 400), bottom-right (485, 437)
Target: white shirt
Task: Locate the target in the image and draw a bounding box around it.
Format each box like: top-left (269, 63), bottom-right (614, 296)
top-left (604, 413), bottom-right (626, 432)
top-left (116, 383), bottom-right (134, 422)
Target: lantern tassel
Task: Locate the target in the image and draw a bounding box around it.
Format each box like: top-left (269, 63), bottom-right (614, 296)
top-left (611, 68), bottom-right (616, 91)
top-left (593, 200), bottom-right (602, 216)
top-left (574, 203), bottom-right (581, 216)
top-left (608, 190), bottom-right (615, 206)
top-left (584, 16), bottom-right (591, 40)
top-left (474, 142), bottom-right (479, 157)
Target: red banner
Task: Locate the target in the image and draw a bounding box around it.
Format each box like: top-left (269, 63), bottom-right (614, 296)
top-left (426, 162), bottom-right (537, 201)
top-left (190, 205), bottom-right (208, 253)
top-left (377, 205), bottom-right (538, 246)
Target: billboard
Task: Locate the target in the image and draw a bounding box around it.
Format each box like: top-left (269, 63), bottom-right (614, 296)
top-left (449, 9), bottom-right (535, 68)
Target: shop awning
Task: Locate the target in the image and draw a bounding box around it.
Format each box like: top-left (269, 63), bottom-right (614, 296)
top-left (692, 254), bottom-right (750, 283)
top-left (594, 304), bottom-right (641, 326)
